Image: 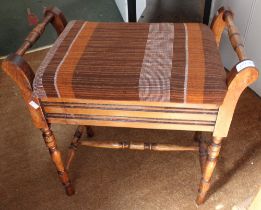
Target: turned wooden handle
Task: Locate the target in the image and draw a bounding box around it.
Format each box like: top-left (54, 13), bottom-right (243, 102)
top-left (16, 13), bottom-right (54, 56)
top-left (213, 10), bottom-right (259, 137)
top-left (16, 6), bottom-right (67, 56)
top-left (222, 9), bottom-right (259, 87)
top-left (223, 10), bottom-right (247, 61)
top-left (1, 6), bottom-right (67, 128)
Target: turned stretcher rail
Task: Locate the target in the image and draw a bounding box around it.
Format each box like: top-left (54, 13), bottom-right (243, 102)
top-left (80, 140), bottom-right (198, 151)
top-left (65, 139), bottom-right (198, 170)
top-left (65, 126), bottom-right (199, 170)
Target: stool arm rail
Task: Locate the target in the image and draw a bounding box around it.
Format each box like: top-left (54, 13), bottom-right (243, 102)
top-left (210, 7), bottom-right (259, 137)
top-left (197, 8), bottom-right (260, 205)
top-left (1, 7), bottom-right (74, 196)
top-left (16, 7), bottom-right (67, 56)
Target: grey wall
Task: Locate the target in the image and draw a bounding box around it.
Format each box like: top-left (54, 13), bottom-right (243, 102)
top-left (0, 0), bottom-right (123, 56)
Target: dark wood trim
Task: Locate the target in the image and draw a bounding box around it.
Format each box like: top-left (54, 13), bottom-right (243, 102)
top-left (127, 0), bottom-right (137, 22)
top-left (203, 0), bottom-right (212, 25)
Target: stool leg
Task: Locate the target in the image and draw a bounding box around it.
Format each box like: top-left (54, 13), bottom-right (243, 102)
top-left (196, 136), bottom-right (223, 205)
top-left (194, 132), bottom-right (208, 173)
top-left (65, 125), bottom-right (85, 171)
top-left (86, 126), bottom-right (94, 138)
top-left (41, 127), bottom-right (75, 196)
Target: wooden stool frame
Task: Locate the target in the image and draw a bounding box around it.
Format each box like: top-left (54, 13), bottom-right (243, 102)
top-left (1, 7), bottom-right (259, 205)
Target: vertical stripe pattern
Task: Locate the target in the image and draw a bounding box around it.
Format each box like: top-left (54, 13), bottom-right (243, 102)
top-left (55, 22), bottom-right (98, 98)
top-left (186, 24), bottom-right (206, 103)
top-left (71, 22), bottom-right (149, 100)
top-left (170, 24), bottom-right (186, 103)
top-left (33, 21), bottom-right (77, 98)
top-left (54, 22), bottom-right (87, 97)
top-left (34, 21), bottom-right (85, 98)
top-left (33, 21), bottom-right (227, 105)
top-left (200, 24), bottom-right (227, 104)
top-left (183, 23), bottom-right (189, 103)
top-left (139, 23), bottom-right (174, 102)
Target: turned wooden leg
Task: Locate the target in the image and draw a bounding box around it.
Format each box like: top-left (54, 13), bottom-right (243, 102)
top-left (41, 127), bottom-right (75, 196)
top-left (65, 126), bottom-right (85, 171)
top-left (194, 132), bottom-right (208, 173)
top-left (196, 136), bottom-right (223, 205)
top-left (86, 126), bottom-right (94, 138)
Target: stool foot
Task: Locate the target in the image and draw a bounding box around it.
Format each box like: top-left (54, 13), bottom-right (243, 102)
top-left (196, 193), bottom-right (206, 205)
top-left (196, 136), bottom-right (223, 205)
top-left (66, 126), bottom-right (85, 171)
top-left (196, 178), bottom-right (210, 205)
top-left (65, 182), bottom-right (75, 196)
top-left (58, 171), bottom-right (75, 196)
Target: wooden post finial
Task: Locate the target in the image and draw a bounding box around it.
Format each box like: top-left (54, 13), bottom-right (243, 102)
top-left (222, 9), bottom-right (234, 21)
top-left (44, 6), bottom-right (67, 35)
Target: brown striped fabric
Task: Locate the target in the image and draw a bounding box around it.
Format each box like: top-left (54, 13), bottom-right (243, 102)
top-left (33, 21), bottom-right (227, 105)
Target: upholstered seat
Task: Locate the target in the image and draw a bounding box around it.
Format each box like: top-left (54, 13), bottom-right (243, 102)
top-left (33, 21), bottom-right (227, 105)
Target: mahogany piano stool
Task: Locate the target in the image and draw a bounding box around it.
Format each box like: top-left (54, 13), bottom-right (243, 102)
top-left (2, 7), bottom-right (259, 205)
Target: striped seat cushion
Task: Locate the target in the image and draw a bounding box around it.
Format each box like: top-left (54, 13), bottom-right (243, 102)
top-left (33, 21), bottom-right (227, 105)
